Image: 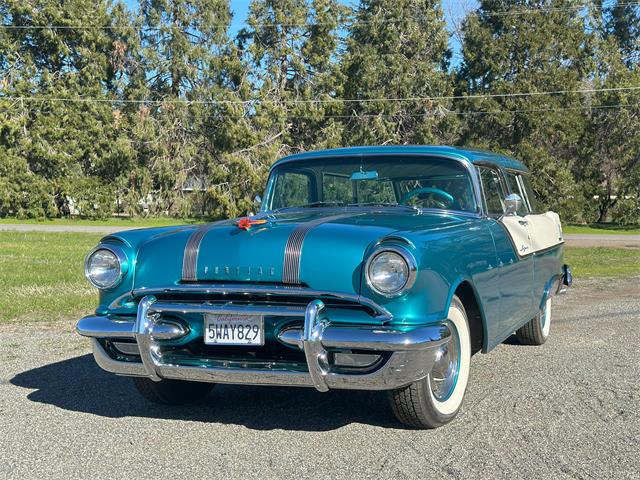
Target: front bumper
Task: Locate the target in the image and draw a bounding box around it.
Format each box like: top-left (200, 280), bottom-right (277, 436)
top-left (77, 296), bottom-right (450, 392)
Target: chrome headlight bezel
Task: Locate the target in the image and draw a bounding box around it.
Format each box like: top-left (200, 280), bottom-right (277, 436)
top-left (84, 244), bottom-right (128, 290)
top-left (364, 245), bottom-right (417, 297)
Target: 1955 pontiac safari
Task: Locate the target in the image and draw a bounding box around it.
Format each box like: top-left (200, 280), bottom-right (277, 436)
top-left (77, 146), bottom-right (572, 428)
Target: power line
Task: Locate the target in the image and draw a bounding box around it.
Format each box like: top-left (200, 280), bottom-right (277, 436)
top-left (1, 2), bottom-right (637, 31)
top-left (1, 86), bottom-right (639, 107)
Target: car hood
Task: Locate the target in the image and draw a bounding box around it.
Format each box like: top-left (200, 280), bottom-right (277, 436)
top-left (132, 210), bottom-right (470, 295)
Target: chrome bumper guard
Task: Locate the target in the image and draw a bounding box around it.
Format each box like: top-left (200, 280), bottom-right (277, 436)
top-left (77, 296), bottom-right (450, 392)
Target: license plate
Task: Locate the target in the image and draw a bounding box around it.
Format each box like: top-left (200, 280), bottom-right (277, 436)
top-left (204, 314), bottom-right (264, 345)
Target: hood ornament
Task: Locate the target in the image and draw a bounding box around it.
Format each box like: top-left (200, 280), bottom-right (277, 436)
top-left (236, 216), bottom-right (268, 230)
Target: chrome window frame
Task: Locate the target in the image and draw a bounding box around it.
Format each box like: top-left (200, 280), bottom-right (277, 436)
top-left (475, 163), bottom-right (509, 218)
top-left (261, 153), bottom-right (485, 218)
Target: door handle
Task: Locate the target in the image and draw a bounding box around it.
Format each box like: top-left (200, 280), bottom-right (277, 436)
top-left (518, 220), bottom-right (528, 226)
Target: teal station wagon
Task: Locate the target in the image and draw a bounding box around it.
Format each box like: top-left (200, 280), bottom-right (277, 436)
top-left (77, 146), bottom-right (572, 428)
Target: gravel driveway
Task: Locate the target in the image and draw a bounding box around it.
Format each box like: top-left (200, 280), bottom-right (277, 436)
top-left (1, 277), bottom-right (638, 479)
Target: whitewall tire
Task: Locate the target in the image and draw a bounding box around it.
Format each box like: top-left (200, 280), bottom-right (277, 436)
top-left (515, 297), bottom-right (551, 345)
top-left (388, 296), bottom-right (472, 428)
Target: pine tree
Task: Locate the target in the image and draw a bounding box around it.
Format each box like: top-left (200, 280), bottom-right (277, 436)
top-left (135, 0), bottom-right (238, 216)
top-left (341, 0), bottom-right (457, 146)
top-left (578, 1), bottom-right (640, 223)
top-left (211, 0), bottom-right (347, 219)
top-left (457, 0), bottom-right (593, 219)
top-left (0, 0), bottom-right (131, 218)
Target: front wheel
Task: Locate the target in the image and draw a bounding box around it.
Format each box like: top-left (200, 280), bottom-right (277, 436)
top-left (388, 296), bottom-right (472, 429)
top-left (133, 377), bottom-right (214, 405)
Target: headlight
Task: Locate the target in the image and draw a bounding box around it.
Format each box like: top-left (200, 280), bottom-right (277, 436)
top-left (365, 246), bottom-right (417, 297)
top-left (84, 246), bottom-right (127, 289)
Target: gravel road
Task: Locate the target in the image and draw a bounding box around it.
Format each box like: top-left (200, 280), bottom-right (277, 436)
top-left (1, 277), bottom-right (639, 479)
top-left (1, 223), bottom-right (639, 247)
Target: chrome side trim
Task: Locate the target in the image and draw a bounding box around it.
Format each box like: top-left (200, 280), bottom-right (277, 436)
top-left (131, 284), bottom-right (393, 319)
top-left (182, 220), bottom-right (228, 281)
top-left (282, 213), bottom-right (359, 284)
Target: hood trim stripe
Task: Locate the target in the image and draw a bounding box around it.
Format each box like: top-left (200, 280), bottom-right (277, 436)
top-left (282, 213), bottom-right (362, 284)
top-left (182, 220), bottom-right (227, 281)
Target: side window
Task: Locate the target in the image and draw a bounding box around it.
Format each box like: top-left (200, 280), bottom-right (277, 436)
top-left (478, 167), bottom-right (506, 215)
top-left (504, 172), bottom-right (530, 215)
top-left (271, 172), bottom-right (311, 209)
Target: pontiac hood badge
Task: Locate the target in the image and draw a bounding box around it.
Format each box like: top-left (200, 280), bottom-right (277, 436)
top-left (236, 217), bottom-right (268, 230)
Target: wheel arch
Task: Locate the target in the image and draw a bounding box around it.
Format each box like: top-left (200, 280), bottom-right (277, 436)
top-left (539, 273), bottom-right (563, 310)
top-left (446, 278), bottom-right (487, 355)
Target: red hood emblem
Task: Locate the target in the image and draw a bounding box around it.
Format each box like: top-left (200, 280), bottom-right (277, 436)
top-left (236, 217), bottom-right (268, 230)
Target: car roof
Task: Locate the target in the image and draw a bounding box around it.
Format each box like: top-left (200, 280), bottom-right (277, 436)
top-left (273, 145), bottom-right (528, 172)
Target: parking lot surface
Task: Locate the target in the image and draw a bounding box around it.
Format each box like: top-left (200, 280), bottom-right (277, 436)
top-left (1, 277), bottom-right (638, 479)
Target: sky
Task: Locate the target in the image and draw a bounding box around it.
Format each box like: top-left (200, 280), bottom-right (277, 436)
top-left (123, 0), bottom-right (479, 64)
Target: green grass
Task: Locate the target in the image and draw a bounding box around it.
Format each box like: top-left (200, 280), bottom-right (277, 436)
top-left (0, 231), bottom-right (638, 323)
top-left (0, 231), bottom-right (102, 323)
top-left (564, 247), bottom-right (640, 278)
top-left (0, 217), bottom-right (201, 227)
top-left (564, 224), bottom-right (640, 235)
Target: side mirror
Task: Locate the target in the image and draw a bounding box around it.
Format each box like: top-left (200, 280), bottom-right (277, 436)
top-left (504, 193), bottom-right (522, 216)
top-left (254, 195), bottom-right (262, 208)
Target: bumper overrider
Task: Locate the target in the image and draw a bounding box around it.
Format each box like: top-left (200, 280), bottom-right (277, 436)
top-left (77, 295), bottom-right (450, 392)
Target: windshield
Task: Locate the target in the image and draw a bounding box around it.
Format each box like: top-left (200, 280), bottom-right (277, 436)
top-left (264, 155), bottom-right (478, 213)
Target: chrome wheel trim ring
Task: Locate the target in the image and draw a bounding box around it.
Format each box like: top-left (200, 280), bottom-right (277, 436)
top-left (429, 322), bottom-right (461, 402)
top-left (540, 298), bottom-right (551, 337)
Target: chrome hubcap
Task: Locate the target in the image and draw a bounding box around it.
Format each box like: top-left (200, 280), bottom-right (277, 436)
top-left (429, 324), bottom-right (460, 402)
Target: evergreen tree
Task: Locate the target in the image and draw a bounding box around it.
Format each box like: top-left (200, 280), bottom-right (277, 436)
top-left (578, 1), bottom-right (640, 223)
top-left (214, 0), bottom-right (346, 218)
top-left (457, 0), bottom-right (594, 220)
top-left (341, 0), bottom-right (457, 146)
top-left (134, 0), bottom-right (238, 216)
top-left (0, 0), bottom-right (132, 218)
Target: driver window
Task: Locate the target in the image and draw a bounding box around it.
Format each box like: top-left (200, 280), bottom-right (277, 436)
top-left (478, 167), bottom-right (505, 215)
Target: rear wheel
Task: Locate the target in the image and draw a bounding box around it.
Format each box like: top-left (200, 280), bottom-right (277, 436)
top-left (133, 377), bottom-right (214, 405)
top-left (388, 296), bottom-right (472, 429)
top-left (515, 297), bottom-right (551, 345)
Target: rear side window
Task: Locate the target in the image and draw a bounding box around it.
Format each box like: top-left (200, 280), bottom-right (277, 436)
top-left (504, 172), bottom-right (530, 215)
top-left (478, 167), bottom-right (506, 215)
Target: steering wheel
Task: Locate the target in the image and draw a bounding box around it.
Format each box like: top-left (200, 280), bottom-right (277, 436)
top-left (400, 187), bottom-right (455, 208)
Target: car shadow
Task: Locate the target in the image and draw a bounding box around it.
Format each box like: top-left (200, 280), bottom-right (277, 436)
top-left (10, 354), bottom-right (403, 431)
